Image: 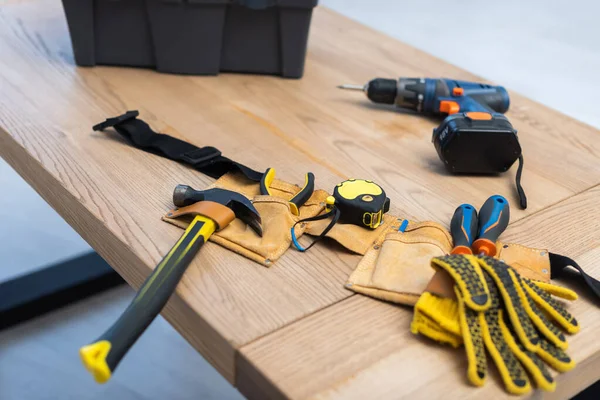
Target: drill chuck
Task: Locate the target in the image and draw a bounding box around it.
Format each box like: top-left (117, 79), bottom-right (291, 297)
top-left (341, 78), bottom-right (432, 112)
top-left (364, 78), bottom-right (397, 104)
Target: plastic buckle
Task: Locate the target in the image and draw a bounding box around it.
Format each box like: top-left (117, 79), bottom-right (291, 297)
top-left (93, 110), bottom-right (140, 131)
top-left (180, 146), bottom-right (222, 166)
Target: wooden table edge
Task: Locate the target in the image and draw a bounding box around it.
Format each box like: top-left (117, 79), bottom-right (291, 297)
top-left (0, 127), bottom-right (240, 381)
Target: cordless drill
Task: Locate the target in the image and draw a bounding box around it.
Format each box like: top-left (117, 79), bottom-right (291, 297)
top-left (339, 78), bottom-right (526, 208)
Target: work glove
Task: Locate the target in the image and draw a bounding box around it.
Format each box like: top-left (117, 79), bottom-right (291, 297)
top-left (412, 254), bottom-right (579, 395)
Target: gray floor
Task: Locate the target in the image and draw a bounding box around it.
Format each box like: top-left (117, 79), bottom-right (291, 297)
top-left (1, 0), bottom-right (599, 399)
top-left (0, 287), bottom-right (240, 400)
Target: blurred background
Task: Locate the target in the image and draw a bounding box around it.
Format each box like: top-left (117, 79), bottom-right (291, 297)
top-left (1, 0), bottom-right (598, 399)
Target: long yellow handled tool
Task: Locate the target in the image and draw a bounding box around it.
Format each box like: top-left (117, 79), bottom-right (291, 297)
top-left (79, 186), bottom-right (262, 383)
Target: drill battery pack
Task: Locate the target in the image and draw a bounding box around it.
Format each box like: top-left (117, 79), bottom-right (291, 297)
top-left (432, 112), bottom-right (521, 174)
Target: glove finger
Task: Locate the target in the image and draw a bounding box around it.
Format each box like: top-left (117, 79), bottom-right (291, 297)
top-left (536, 338), bottom-right (576, 373)
top-left (524, 278), bottom-right (580, 334)
top-left (455, 287), bottom-right (486, 387)
top-left (410, 311), bottom-right (463, 348)
top-left (498, 311), bottom-right (556, 392)
top-left (413, 292), bottom-right (461, 336)
top-left (533, 280), bottom-right (578, 301)
top-left (511, 271), bottom-right (569, 349)
top-left (480, 307), bottom-right (531, 395)
top-left (431, 255), bottom-right (490, 311)
top-left (478, 256), bottom-right (541, 352)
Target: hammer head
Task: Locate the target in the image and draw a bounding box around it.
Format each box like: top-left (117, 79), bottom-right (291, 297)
top-left (173, 185), bottom-right (262, 237)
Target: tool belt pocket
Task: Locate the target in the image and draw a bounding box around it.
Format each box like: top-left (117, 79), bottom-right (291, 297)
top-left (304, 215), bottom-right (400, 255)
top-left (211, 194), bottom-right (327, 266)
top-left (162, 172), bottom-right (328, 267)
top-left (495, 242), bottom-right (551, 283)
top-left (346, 220), bottom-right (453, 306)
top-left (209, 195), bottom-right (296, 266)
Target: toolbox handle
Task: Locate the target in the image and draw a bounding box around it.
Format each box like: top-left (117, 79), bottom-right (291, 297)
top-left (182, 0), bottom-right (276, 9)
top-left (235, 0), bottom-right (276, 9)
top-left (171, 0), bottom-right (318, 9)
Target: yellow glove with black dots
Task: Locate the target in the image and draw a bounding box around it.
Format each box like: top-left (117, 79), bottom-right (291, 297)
top-left (412, 254), bottom-right (579, 395)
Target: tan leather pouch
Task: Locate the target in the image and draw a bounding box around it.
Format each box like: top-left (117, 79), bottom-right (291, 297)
top-left (495, 242), bottom-right (551, 283)
top-left (358, 235), bottom-right (554, 306)
top-left (346, 220), bottom-right (453, 306)
top-left (423, 243), bottom-right (553, 301)
top-left (163, 172), bottom-right (328, 267)
top-left (304, 214), bottom-right (401, 255)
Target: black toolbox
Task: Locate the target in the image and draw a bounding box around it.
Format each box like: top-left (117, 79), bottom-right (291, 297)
top-left (61, 0), bottom-right (319, 78)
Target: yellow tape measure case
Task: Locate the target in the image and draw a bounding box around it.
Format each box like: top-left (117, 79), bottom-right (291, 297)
top-left (329, 179), bottom-right (391, 228)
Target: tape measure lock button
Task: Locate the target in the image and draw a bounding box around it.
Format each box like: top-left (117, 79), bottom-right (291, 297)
top-left (325, 195), bottom-right (336, 211)
top-left (363, 213), bottom-right (372, 227)
top-left (363, 211), bottom-right (383, 228)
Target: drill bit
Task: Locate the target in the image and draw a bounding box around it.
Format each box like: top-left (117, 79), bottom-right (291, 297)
top-left (337, 84), bottom-right (366, 91)
top-left (338, 79), bottom-right (398, 105)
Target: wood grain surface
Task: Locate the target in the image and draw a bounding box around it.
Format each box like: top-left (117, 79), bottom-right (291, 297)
top-left (0, 0), bottom-right (598, 397)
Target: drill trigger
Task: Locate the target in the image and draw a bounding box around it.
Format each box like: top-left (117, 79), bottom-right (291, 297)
top-left (439, 100), bottom-right (460, 115)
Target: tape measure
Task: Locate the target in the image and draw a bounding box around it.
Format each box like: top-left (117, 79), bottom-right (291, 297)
top-left (326, 179), bottom-right (390, 229)
top-left (291, 178), bottom-right (391, 252)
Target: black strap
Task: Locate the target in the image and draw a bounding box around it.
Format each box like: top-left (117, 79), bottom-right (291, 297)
top-left (515, 155), bottom-right (527, 209)
top-left (93, 111), bottom-right (263, 182)
top-left (291, 208), bottom-right (341, 252)
top-left (550, 252), bottom-right (600, 302)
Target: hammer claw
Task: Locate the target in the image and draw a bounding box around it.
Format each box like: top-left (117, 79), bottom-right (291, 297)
top-left (173, 185), bottom-right (262, 236)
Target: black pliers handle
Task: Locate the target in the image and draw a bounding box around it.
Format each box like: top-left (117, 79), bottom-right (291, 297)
top-left (260, 168), bottom-right (315, 216)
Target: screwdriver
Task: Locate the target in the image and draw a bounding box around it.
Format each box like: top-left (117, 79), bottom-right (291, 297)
top-left (450, 204), bottom-right (478, 255)
top-left (472, 195), bottom-right (510, 257)
top-left (449, 195), bottom-right (509, 256)
top-left (431, 196), bottom-right (508, 310)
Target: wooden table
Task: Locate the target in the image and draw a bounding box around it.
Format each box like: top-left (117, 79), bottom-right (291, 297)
top-left (1, 1), bottom-right (599, 398)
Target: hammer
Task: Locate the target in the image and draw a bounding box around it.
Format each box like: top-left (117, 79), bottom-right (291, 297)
top-left (80, 186), bottom-right (262, 383)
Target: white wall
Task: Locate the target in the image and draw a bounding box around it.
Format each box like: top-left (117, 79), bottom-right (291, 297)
top-left (323, 0), bottom-right (600, 129)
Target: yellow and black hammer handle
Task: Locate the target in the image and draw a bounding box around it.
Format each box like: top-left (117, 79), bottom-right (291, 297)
top-left (80, 215), bottom-right (216, 383)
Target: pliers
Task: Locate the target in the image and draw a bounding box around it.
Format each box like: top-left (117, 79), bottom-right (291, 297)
top-left (260, 168), bottom-right (315, 216)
